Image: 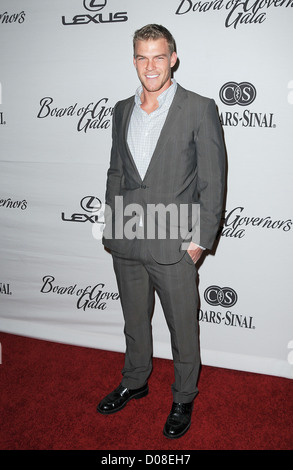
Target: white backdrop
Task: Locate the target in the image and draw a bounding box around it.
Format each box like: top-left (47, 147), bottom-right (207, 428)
top-left (0, 0), bottom-right (293, 379)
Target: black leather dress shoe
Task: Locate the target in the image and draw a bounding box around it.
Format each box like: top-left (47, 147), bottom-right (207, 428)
top-left (163, 402), bottom-right (193, 439)
top-left (97, 383), bottom-right (148, 414)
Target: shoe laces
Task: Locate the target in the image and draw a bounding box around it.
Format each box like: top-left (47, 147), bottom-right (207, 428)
top-left (171, 402), bottom-right (191, 414)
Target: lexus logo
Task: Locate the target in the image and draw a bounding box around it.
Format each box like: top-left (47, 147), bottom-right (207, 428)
top-left (80, 196), bottom-right (102, 212)
top-left (204, 285), bottom-right (238, 308)
top-left (83, 0), bottom-right (107, 11)
top-left (62, 0), bottom-right (127, 26)
top-left (219, 82), bottom-right (257, 106)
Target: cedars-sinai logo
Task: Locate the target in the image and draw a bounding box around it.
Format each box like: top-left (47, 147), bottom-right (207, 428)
top-left (200, 285), bottom-right (255, 329)
top-left (219, 82), bottom-right (257, 106)
top-left (219, 82), bottom-right (276, 128)
top-left (204, 285), bottom-right (238, 308)
top-left (62, 0), bottom-right (128, 25)
top-left (175, 0), bottom-right (293, 29)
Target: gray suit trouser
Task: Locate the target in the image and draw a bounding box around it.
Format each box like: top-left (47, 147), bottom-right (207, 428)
top-left (112, 243), bottom-right (200, 403)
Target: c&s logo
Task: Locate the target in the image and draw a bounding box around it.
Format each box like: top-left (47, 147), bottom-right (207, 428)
top-left (219, 82), bottom-right (256, 106)
top-left (204, 285), bottom-right (238, 308)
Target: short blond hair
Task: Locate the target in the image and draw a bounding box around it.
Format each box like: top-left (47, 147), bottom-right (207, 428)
top-left (133, 24), bottom-right (176, 56)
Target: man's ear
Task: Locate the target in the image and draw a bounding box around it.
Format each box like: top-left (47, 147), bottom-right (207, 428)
top-left (171, 52), bottom-right (178, 68)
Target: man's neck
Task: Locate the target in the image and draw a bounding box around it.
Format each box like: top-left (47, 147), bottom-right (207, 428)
top-left (140, 80), bottom-right (173, 114)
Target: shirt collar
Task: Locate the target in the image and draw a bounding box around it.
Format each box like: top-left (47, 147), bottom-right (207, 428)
top-left (134, 79), bottom-right (177, 108)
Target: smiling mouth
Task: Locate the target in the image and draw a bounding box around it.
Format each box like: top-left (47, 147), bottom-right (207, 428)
top-left (145, 74), bottom-right (159, 79)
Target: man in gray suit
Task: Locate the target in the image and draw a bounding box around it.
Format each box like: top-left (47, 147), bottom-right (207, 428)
top-left (97, 24), bottom-right (226, 439)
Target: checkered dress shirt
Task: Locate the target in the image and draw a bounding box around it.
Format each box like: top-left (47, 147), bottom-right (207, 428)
top-left (127, 80), bottom-right (177, 180)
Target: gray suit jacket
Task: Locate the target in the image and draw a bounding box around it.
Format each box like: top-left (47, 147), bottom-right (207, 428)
top-left (102, 84), bottom-right (226, 264)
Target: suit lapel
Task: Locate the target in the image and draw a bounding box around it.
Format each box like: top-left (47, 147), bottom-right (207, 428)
top-left (122, 98), bottom-right (143, 183)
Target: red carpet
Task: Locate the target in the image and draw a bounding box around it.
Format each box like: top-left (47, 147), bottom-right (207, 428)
top-left (0, 332), bottom-right (292, 451)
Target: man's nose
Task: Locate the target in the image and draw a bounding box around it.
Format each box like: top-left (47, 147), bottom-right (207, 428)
top-left (146, 59), bottom-right (155, 70)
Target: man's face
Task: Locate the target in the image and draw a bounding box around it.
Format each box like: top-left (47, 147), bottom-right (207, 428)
top-left (133, 38), bottom-right (177, 94)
